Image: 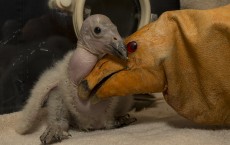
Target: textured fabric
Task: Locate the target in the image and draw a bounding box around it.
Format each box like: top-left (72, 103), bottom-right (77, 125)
top-left (162, 5), bottom-right (230, 125)
top-left (81, 5), bottom-right (230, 125)
top-left (1, 101), bottom-right (230, 145)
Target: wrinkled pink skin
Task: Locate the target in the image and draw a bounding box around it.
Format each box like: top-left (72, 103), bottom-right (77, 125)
top-left (68, 47), bottom-right (98, 85)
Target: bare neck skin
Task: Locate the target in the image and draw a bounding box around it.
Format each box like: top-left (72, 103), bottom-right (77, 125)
top-left (68, 14), bottom-right (127, 86)
top-left (68, 42), bottom-right (98, 85)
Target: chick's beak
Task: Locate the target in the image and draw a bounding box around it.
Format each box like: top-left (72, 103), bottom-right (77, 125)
top-left (110, 40), bottom-right (128, 60)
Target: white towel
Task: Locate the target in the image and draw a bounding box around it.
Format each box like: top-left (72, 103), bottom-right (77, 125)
top-left (0, 100), bottom-right (229, 145)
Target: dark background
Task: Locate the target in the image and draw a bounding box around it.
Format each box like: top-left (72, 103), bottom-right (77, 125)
top-left (0, 0), bottom-right (180, 114)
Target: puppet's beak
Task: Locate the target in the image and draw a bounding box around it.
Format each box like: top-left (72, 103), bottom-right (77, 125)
top-left (77, 54), bottom-right (165, 101)
top-left (78, 55), bottom-right (127, 100)
top-left (110, 40), bottom-right (128, 60)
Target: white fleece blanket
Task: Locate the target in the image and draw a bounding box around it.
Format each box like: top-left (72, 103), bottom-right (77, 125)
top-left (0, 98), bottom-right (229, 145)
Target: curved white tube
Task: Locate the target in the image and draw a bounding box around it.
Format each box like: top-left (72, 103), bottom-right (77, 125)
top-left (73, 0), bottom-right (151, 38)
top-left (73, 0), bottom-right (85, 37)
top-left (138, 0), bottom-right (151, 29)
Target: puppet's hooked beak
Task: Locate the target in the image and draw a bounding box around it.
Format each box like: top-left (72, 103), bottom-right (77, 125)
top-left (109, 40), bottom-right (128, 60)
top-left (78, 55), bottom-right (127, 101)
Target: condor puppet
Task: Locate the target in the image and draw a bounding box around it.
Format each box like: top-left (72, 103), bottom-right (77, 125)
top-left (78, 5), bottom-right (230, 126)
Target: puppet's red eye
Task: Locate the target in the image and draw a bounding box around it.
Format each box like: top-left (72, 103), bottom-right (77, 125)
top-left (127, 41), bottom-right (137, 53)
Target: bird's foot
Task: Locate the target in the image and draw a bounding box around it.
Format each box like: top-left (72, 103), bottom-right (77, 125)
top-left (40, 125), bottom-right (71, 144)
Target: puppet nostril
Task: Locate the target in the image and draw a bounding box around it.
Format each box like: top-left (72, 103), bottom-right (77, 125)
top-left (113, 37), bottom-right (117, 40)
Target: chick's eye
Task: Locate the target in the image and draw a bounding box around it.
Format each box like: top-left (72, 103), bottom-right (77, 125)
top-left (94, 27), bottom-right (101, 34)
top-left (127, 41), bottom-right (137, 53)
